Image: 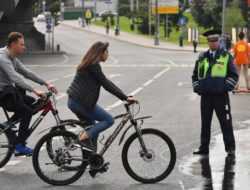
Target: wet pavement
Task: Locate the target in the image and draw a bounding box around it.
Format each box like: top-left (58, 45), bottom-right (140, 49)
top-left (180, 128), bottom-right (250, 190)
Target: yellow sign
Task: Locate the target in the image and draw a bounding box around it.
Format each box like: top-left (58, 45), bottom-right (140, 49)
top-left (152, 6), bottom-right (179, 14)
top-left (151, 0), bottom-right (179, 14)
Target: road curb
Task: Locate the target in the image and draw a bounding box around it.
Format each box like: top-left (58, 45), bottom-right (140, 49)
top-left (60, 22), bottom-right (206, 53)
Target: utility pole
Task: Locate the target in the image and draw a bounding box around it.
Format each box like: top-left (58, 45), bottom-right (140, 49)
top-left (154, 0), bottom-right (159, 45)
top-left (148, 0), bottom-right (152, 35)
top-left (115, 0), bottom-right (120, 35)
top-left (42, 0), bottom-right (46, 13)
top-left (81, 0), bottom-right (85, 27)
top-left (94, 0), bottom-right (97, 21)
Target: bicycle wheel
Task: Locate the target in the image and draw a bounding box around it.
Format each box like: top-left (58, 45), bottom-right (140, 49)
top-left (122, 128), bottom-right (176, 183)
top-left (32, 130), bottom-right (87, 186)
top-left (0, 124), bottom-right (15, 168)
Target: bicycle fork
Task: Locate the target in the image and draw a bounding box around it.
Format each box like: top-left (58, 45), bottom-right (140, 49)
top-left (133, 121), bottom-right (151, 158)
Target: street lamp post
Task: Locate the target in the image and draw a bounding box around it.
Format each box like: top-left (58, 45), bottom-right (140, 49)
top-left (42, 0), bottom-right (46, 13)
top-left (148, 0), bottom-right (152, 35)
top-left (115, 0), bottom-right (120, 35)
top-left (81, 0), bottom-right (85, 27)
top-left (154, 0), bottom-right (159, 45)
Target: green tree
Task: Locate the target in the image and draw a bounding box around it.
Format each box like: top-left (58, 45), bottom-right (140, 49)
top-left (45, 0), bottom-right (60, 15)
top-left (224, 0), bottom-right (246, 32)
top-left (191, 0), bottom-right (233, 29)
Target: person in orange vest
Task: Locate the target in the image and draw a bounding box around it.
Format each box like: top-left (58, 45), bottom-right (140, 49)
top-left (233, 32), bottom-right (250, 90)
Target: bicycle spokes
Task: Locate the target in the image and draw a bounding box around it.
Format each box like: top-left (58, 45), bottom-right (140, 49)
top-left (35, 134), bottom-right (84, 181)
top-left (122, 129), bottom-right (176, 183)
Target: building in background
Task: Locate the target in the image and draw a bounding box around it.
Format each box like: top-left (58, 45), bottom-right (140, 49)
top-left (63, 0), bottom-right (118, 19)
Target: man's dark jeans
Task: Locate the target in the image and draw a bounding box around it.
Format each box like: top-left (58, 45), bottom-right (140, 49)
top-left (0, 87), bottom-right (35, 144)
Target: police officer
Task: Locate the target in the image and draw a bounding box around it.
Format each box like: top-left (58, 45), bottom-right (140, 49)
top-left (192, 30), bottom-right (239, 156)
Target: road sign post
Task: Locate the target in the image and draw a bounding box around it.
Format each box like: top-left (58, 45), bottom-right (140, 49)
top-left (154, 0), bottom-right (159, 45)
top-left (152, 0), bottom-right (179, 45)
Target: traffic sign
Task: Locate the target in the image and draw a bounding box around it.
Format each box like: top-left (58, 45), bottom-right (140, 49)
top-left (152, 0), bottom-right (179, 14)
top-left (46, 16), bottom-right (52, 33)
top-left (178, 16), bottom-right (188, 26)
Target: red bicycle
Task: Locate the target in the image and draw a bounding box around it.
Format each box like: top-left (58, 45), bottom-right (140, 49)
top-left (0, 91), bottom-right (86, 168)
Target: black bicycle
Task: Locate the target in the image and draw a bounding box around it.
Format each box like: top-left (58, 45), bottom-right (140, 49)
top-left (0, 91), bottom-right (86, 168)
top-left (32, 102), bottom-right (176, 186)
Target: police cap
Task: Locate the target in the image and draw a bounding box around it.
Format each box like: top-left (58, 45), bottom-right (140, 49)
top-left (203, 29), bottom-right (222, 42)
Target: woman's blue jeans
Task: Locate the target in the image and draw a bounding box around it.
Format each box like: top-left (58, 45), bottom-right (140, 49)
top-left (67, 97), bottom-right (114, 140)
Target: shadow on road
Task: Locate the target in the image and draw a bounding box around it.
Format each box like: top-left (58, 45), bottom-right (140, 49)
top-left (197, 155), bottom-right (235, 190)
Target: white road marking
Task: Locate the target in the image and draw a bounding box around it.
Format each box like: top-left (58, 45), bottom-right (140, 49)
top-left (63, 74), bottom-right (74, 78)
top-left (56, 93), bottom-right (67, 100)
top-left (105, 66), bottom-right (171, 110)
top-left (179, 180), bottom-right (186, 190)
top-left (105, 100), bottom-right (123, 111)
top-left (153, 67), bottom-right (170, 79)
top-left (166, 59), bottom-right (178, 67)
top-left (129, 87), bottom-right (143, 96)
top-left (178, 82), bottom-right (183, 87)
top-left (47, 78), bottom-right (59, 83)
top-left (6, 160), bottom-right (22, 166)
top-left (108, 74), bottom-right (122, 79)
top-left (178, 82), bottom-right (191, 87)
top-left (62, 54), bottom-right (70, 65)
top-left (185, 93), bottom-right (198, 101)
top-left (143, 79), bottom-right (154, 87)
top-left (241, 120), bottom-right (250, 125)
top-left (109, 56), bottom-right (119, 64)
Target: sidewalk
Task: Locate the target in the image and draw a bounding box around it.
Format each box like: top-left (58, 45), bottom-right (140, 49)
top-left (60, 20), bottom-right (207, 52)
top-left (180, 127), bottom-right (250, 190)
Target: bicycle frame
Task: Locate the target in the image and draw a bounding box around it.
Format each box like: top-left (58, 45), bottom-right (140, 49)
top-left (28, 95), bottom-right (61, 134)
top-left (2, 93), bottom-right (62, 138)
top-left (98, 104), bottom-right (152, 156)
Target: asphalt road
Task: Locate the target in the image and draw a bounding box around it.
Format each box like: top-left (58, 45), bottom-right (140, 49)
top-left (0, 23), bottom-right (250, 190)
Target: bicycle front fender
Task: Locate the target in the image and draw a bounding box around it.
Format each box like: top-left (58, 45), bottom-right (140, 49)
top-left (118, 116), bottom-right (152, 146)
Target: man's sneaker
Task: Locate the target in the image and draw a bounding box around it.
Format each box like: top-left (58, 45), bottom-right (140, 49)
top-left (15, 144), bottom-right (33, 156)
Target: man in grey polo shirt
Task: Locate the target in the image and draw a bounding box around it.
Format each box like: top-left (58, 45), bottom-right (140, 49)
top-left (0, 32), bottom-right (58, 155)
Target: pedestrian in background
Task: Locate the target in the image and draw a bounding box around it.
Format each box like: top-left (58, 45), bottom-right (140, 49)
top-left (193, 39), bottom-right (198, 53)
top-left (233, 32), bottom-right (250, 90)
top-left (106, 20), bottom-right (110, 35)
top-left (192, 29), bottom-right (238, 156)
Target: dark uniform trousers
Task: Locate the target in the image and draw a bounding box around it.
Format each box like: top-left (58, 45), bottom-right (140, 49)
top-left (200, 93), bottom-right (235, 152)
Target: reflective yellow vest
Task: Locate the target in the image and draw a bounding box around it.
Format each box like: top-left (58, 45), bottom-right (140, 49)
top-left (198, 54), bottom-right (229, 80)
